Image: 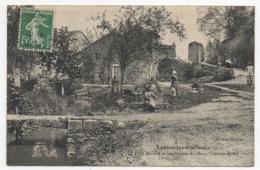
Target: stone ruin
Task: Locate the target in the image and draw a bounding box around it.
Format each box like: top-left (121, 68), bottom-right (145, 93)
top-left (188, 41), bottom-right (204, 62)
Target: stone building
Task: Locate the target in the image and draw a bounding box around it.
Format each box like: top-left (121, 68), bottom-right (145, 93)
top-left (188, 41), bottom-right (204, 62)
top-left (82, 30), bottom-right (176, 84)
top-left (81, 31), bottom-right (117, 84)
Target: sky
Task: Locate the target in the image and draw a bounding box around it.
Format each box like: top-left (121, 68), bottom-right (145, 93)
top-left (35, 5), bottom-right (208, 60)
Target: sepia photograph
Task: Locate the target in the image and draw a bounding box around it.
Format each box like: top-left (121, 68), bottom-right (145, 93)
top-left (6, 4), bottom-right (254, 166)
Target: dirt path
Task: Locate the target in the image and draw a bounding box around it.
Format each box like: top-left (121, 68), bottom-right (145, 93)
top-left (204, 84), bottom-right (253, 98)
top-left (133, 93), bottom-right (254, 166)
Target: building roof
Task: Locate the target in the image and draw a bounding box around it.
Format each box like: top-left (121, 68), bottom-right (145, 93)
top-left (84, 30), bottom-right (116, 50)
top-left (67, 30), bottom-right (91, 44)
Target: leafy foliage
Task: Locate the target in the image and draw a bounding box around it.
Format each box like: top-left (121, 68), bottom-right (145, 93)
top-left (85, 6), bottom-right (187, 91)
top-left (25, 78), bottom-right (66, 115)
top-left (218, 8), bottom-right (254, 68)
top-left (197, 6), bottom-right (252, 39)
top-left (205, 39), bottom-right (220, 64)
top-left (53, 27), bottom-right (84, 79)
top-left (197, 6), bottom-right (254, 68)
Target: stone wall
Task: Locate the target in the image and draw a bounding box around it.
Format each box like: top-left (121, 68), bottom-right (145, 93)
top-left (125, 60), bottom-right (151, 84)
top-left (7, 119), bottom-right (68, 145)
top-left (125, 43), bottom-right (177, 84)
top-left (82, 32), bottom-right (116, 84)
top-left (66, 118), bottom-right (126, 164)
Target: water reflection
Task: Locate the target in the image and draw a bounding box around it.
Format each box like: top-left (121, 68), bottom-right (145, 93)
top-left (32, 130), bottom-right (58, 158)
top-left (32, 142), bottom-right (57, 158)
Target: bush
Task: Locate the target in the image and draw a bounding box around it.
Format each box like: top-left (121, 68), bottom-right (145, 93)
top-left (157, 58), bottom-right (193, 81)
top-left (91, 92), bottom-right (121, 112)
top-left (212, 68), bottom-right (234, 82)
top-left (90, 87), bottom-right (142, 112)
top-left (21, 78), bottom-right (38, 91)
top-left (192, 69), bottom-right (210, 78)
top-left (25, 78), bottom-right (66, 115)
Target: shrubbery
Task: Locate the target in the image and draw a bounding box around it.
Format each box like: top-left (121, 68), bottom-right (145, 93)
top-left (157, 58), bottom-right (193, 81)
top-left (212, 68), bottom-right (234, 82)
top-left (24, 78), bottom-right (66, 115)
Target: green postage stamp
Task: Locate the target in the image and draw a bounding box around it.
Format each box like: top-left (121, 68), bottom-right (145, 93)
top-left (18, 8), bottom-right (54, 52)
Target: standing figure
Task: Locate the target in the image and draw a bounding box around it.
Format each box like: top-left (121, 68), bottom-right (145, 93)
top-left (149, 77), bottom-right (156, 93)
top-left (11, 91), bottom-right (21, 115)
top-left (111, 75), bottom-right (119, 93)
top-left (144, 85), bottom-right (157, 112)
top-left (26, 12), bottom-right (49, 48)
top-left (225, 58), bottom-right (232, 68)
top-left (54, 69), bottom-right (64, 96)
top-left (170, 70), bottom-right (178, 96)
top-left (245, 62), bottom-right (254, 87)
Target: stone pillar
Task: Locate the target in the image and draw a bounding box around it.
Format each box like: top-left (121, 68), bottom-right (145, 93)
top-left (13, 68), bottom-right (20, 88)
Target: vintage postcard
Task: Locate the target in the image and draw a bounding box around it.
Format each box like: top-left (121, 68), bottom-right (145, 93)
top-left (7, 5), bottom-right (254, 166)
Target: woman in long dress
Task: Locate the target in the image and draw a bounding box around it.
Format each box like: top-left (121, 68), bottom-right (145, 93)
top-left (26, 12), bottom-right (49, 48)
top-left (170, 70), bottom-right (178, 96)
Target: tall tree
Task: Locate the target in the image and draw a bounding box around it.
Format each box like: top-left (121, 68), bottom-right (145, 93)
top-left (196, 6), bottom-right (252, 39)
top-left (86, 6), bottom-right (186, 92)
top-left (52, 27), bottom-right (82, 79)
top-left (205, 39), bottom-right (220, 64)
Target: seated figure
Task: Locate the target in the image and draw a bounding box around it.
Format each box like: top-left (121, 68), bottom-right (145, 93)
top-left (190, 79), bottom-right (204, 94)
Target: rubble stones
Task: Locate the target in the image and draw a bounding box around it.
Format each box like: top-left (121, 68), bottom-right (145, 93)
top-left (77, 138), bottom-right (84, 143)
top-left (67, 143), bottom-right (76, 150)
top-left (76, 132), bottom-right (85, 138)
top-left (67, 150), bottom-right (76, 158)
top-left (51, 120), bottom-right (63, 128)
top-left (67, 138), bottom-right (75, 143)
top-left (66, 118), bottom-right (127, 163)
top-left (102, 120), bottom-right (113, 125)
top-left (117, 122), bottom-right (125, 128)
